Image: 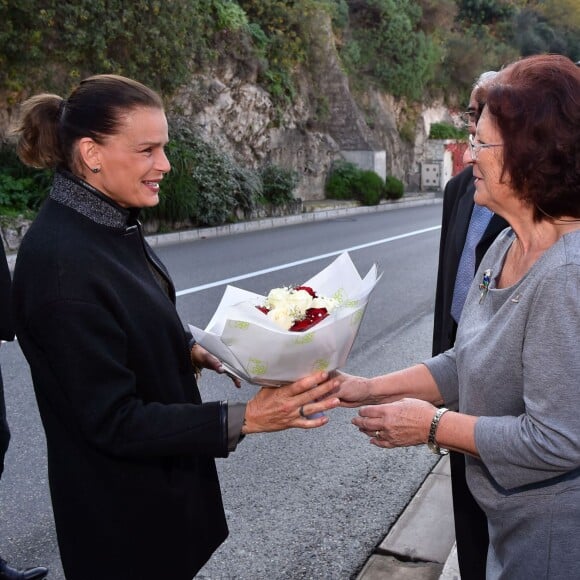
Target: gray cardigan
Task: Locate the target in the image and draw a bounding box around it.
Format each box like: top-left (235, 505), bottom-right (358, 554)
top-left (425, 227), bottom-right (580, 579)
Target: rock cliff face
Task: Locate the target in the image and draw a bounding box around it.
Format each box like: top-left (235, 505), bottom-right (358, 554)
top-left (171, 11), bottom-right (451, 200)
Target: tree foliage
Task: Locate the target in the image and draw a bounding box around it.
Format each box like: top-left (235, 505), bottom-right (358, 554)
top-left (537, 0), bottom-right (580, 30)
top-left (0, 0), bottom-right (218, 96)
top-left (439, 0), bottom-right (579, 102)
top-left (1, 0), bottom-right (578, 107)
top-left (343, 0), bottom-right (440, 100)
top-left (237, 0), bottom-right (340, 104)
top-left (456, 0), bottom-right (515, 24)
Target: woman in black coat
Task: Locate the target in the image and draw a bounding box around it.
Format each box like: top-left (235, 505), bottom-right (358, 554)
top-left (10, 75), bottom-right (339, 580)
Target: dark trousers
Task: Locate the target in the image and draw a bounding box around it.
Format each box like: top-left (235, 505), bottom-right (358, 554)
top-left (450, 451), bottom-right (489, 580)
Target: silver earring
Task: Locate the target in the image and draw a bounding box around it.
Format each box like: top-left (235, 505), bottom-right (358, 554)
top-left (91, 167), bottom-right (101, 174)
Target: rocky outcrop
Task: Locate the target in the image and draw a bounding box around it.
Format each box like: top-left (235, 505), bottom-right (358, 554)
top-left (171, 42), bottom-right (344, 200)
top-left (0, 215), bottom-right (31, 252)
top-left (170, 10), bottom-right (452, 199)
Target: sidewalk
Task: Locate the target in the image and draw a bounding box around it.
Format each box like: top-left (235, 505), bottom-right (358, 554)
top-left (145, 192), bottom-right (440, 248)
top-left (356, 455), bottom-right (459, 580)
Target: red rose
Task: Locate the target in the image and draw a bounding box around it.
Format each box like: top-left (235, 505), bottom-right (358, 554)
top-left (294, 286), bottom-right (316, 298)
top-left (289, 308), bottom-right (329, 332)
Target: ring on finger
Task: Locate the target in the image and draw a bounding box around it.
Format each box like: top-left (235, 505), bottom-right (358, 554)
top-left (374, 430), bottom-right (381, 440)
top-left (299, 406), bottom-right (307, 419)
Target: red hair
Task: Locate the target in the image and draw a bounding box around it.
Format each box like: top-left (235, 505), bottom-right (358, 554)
top-left (483, 55), bottom-right (580, 221)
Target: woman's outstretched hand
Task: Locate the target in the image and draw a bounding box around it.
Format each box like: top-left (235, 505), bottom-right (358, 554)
top-left (242, 371), bottom-right (340, 434)
top-left (318, 371), bottom-right (373, 408)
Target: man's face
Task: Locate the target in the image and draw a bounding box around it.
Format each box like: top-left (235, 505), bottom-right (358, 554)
top-left (466, 89), bottom-right (479, 136)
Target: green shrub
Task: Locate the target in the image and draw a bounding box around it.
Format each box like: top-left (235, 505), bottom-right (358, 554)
top-left (384, 175), bottom-right (405, 200)
top-left (188, 139), bottom-right (241, 226)
top-left (429, 122), bottom-right (468, 140)
top-left (0, 144), bottom-right (51, 215)
top-left (143, 121), bottom-right (262, 228)
top-left (330, 0), bottom-right (350, 29)
top-left (231, 165), bottom-right (263, 215)
top-left (259, 164), bottom-right (299, 206)
top-left (325, 160), bottom-right (361, 200)
top-left (457, 0), bottom-right (515, 25)
top-left (0, 174), bottom-right (36, 213)
top-left (238, 1), bottom-right (307, 105)
top-left (352, 170), bottom-right (384, 206)
top-left (214, 0), bottom-right (249, 31)
top-left (145, 138), bottom-right (199, 225)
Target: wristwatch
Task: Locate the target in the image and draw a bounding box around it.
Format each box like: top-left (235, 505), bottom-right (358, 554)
top-left (427, 407), bottom-right (449, 455)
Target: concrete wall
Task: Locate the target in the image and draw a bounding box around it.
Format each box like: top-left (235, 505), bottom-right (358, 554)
top-left (341, 150), bottom-right (387, 180)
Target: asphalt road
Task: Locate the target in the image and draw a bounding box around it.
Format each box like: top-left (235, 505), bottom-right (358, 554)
top-left (0, 203), bottom-right (443, 579)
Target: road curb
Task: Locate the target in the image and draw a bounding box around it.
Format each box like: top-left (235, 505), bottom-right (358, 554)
top-left (355, 455), bottom-right (455, 580)
top-left (145, 194), bottom-right (440, 248)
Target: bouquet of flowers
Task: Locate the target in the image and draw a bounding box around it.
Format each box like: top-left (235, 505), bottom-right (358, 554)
top-left (188, 252), bottom-right (380, 386)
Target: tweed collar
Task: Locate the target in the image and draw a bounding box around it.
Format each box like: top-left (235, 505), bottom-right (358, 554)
top-left (50, 170), bottom-right (140, 230)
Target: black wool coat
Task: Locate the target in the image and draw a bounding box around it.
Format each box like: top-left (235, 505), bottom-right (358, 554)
top-left (12, 172), bottom-right (228, 580)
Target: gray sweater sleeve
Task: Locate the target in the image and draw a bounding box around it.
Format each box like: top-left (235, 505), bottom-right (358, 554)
top-left (423, 350), bottom-right (460, 410)
top-left (475, 265), bottom-right (580, 489)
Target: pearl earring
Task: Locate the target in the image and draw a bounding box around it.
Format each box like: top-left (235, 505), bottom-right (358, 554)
top-left (91, 167), bottom-right (101, 174)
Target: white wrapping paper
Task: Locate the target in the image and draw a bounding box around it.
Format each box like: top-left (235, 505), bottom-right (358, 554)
top-left (188, 252), bottom-right (380, 386)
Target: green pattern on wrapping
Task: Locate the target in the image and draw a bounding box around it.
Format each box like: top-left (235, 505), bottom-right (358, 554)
top-left (313, 359), bottom-right (329, 371)
top-left (248, 358), bottom-right (268, 376)
top-left (294, 333), bottom-right (315, 345)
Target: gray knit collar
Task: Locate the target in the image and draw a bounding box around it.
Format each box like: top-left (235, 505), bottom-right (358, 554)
top-left (50, 170), bottom-right (140, 229)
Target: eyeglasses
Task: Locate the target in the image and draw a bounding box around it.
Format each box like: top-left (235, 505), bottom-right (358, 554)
top-left (468, 134), bottom-right (503, 160)
top-left (460, 109), bottom-right (477, 125)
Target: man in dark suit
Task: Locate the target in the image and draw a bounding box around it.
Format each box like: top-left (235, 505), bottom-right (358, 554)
top-left (0, 242), bottom-right (48, 580)
top-left (432, 72), bottom-right (508, 579)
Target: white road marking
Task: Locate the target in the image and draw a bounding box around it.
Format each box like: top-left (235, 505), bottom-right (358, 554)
top-left (175, 225), bottom-right (440, 297)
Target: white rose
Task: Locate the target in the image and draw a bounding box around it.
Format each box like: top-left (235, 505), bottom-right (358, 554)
top-left (267, 306), bottom-right (295, 330)
top-left (265, 287), bottom-right (292, 310)
top-left (284, 289), bottom-right (313, 317)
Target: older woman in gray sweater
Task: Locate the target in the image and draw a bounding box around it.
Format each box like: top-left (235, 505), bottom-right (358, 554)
top-left (325, 54), bottom-right (580, 579)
